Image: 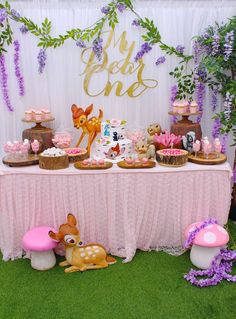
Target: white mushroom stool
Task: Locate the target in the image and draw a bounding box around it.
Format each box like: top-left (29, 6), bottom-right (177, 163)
top-left (185, 222), bottom-right (229, 269)
top-left (22, 226), bottom-right (58, 271)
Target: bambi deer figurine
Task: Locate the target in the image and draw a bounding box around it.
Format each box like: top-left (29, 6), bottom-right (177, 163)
top-left (71, 104), bottom-right (103, 155)
top-left (49, 214), bottom-right (116, 273)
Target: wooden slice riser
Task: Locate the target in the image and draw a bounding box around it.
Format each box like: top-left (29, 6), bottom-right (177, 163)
top-left (156, 153), bottom-right (188, 166)
top-left (39, 155), bottom-right (69, 170)
top-left (2, 154), bottom-right (39, 167)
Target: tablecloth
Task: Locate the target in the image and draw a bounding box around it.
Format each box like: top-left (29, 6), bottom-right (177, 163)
top-left (0, 161), bottom-right (232, 262)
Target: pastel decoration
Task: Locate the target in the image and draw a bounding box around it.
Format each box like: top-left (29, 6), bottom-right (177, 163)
top-left (22, 226), bottom-right (58, 270)
top-left (98, 159), bottom-right (105, 165)
top-left (71, 104), bottom-right (103, 156)
top-left (185, 222), bottom-right (229, 269)
top-left (48, 214), bottom-right (116, 273)
top-left (125, 157), bottom-right (134, 164)
top-left (110, 118), bottom-right (121, 126)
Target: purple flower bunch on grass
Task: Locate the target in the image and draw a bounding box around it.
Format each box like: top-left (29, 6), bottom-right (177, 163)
top-left (0, 54), bottom-right (14, 111)
top-left (134, 42), bottom-right (152, 62)
top-left (13, 40), bottom-right (25, 96)
top-left (184, 249), bottom-right (236, 287)
top-left (92, 38), bottom-right (103, 61)
top-left (224, 31), bottom-right (234, 61)
top-left (37, 49), bottom-right (47, 74)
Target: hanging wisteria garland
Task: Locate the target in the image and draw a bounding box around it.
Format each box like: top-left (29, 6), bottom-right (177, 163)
top-left (184, 218), bottom-right (236, 287)
top-left (13, 40), bottom-right (25, 96)
top-left (184, 249), bottom-right (236, 287)
top-left (0, 53), bottom-right (13, 111)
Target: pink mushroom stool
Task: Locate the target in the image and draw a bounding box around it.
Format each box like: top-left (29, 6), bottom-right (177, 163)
top-left (22, 226), bottom-right (58, 271)
top-left (185, 222), bottom-right (229, 269)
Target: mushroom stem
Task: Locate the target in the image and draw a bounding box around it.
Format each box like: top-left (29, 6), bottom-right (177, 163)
top-left (190, 245), bottom-right (223, 269)
top-left (31, 250), bottom-right (56, 271)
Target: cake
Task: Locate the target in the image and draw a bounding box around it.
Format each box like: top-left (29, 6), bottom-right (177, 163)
top-left (39, 147), bottom-right (69, 170)
top-left (95, 119), bottom-right (132, 162)
top-left (156, 148), bottom-right (188, 166)
top-left (64, 147), bottom-right (88, 163)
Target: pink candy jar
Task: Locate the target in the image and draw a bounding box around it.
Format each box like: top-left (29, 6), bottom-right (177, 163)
top-left (52, 131), bottom-right (73, 149)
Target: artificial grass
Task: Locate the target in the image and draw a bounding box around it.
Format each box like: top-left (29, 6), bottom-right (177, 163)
top-left (0, 222), bottom-right (236, 319)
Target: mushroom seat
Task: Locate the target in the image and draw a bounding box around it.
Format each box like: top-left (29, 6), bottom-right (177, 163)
top-left (22, 226), bottom-right (58, 271)
top-left (185, 222), bottom-right (229, 269)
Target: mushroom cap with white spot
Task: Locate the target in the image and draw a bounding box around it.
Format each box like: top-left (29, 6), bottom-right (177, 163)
top-left (185, 222), bottom-right (229, 247)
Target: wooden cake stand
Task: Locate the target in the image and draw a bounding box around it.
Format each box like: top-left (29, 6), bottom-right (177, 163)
top-left (74, 161), bottom-right (113, 170)
top-left (169, 112), bottom-right (202, 141)
top-left (22, 118), bottom-right (55, 154)
top-left (2, 154), bottom-right (39, 167)
top-left (188, 152), bottom-right (227, 165)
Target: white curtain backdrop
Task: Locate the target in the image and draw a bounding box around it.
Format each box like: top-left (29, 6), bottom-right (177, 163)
top-left (1, 0), bottom-right (236, 164)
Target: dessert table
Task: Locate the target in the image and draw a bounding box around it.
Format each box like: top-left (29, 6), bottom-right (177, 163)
top-left (0, 161), bottom-right (232, 262)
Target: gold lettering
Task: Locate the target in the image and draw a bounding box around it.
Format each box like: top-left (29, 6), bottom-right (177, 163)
top-left (80, 29), bottom-right (158, 98)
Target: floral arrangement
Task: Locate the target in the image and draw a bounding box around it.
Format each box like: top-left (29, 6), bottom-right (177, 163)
top-left (154, 131), bottom-right (182, 148)
top-left (184, 249), bottom-right (236, 287)
top-left (184, 218), bottom-right (236, 287)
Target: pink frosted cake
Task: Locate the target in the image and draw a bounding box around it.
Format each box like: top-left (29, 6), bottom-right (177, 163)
top-left (156, 148), bottom-right (188, 166)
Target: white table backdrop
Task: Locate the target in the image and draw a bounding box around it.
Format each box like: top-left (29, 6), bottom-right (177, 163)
top-left (1, 0), bottom-right (236, 164)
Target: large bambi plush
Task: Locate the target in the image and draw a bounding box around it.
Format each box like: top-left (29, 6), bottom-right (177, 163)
top-left (49, 214), bottom-right (116, 273)
top-left (71, 104), bottom-right (103, 155)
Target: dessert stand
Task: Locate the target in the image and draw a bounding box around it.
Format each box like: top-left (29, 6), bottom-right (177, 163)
top-left (2, 154), bottom-right (39, 167)
top-left (22, 118), bottom-right (55, 153)
top-left (169, 111), bottom-right (202, 141)
top-left (188, 152), bottom-right (227, 165)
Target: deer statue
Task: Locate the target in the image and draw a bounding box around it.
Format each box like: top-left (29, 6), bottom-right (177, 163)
top-left (71, 104), bottom-right (103, 155)
top-left (48, 214), bottom-right (116, 273)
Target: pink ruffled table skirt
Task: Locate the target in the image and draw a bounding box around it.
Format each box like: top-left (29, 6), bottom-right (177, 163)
top-left (0, 162), bottom-right (232, 262)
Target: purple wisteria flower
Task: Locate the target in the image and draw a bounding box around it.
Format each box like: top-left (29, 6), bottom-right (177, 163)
top-left (224, 91), bottom-right (234, 121)
top-left (37, 49), bottom-right (47, 74)
top-left (134, 42), bottom-right (152, 62)
top-left (132, 19), bottom-right (140, 27)
top-left (224, 31), bottom-right (234, 61)
top-left (11, 9), bottom-right (20, 19)
top-left (0, 8), bottom-right (7, 24)
top-left (212, 33), bottom-right (220, 55)
top-left (13, 40), bottom-right (25, 96)
top-left (221, 133), bottom-right (228, 154)
top-left (211, 87), bottom-right (218, 112)
top-left (116, 2), bottom-right (126, 13)
top-left (76, 39), bottom-right (86, 48)
top-left (92, 38), bottom-right (103, 61)
top-left (155, 56), bottom-right (166, 66)
top-left (170, 84), bottom-right (178, 123)
top-left (0, 54), bottom-right (14, 111)
top-left (193, 40), bottom-right (201, 66)
top-left (212, 118), bottom-right (221, 139)
top-left (101, 6), bottom-right (110, 15)
top-left (19, 24), bottom-right (28, 34)
top-left (176, 45), bottom-right (185, 54)
top-left (195, 82), bottom-right (205, 123)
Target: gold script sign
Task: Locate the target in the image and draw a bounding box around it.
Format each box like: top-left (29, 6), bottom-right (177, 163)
top-left (80, 30), bottom-right (158, 98)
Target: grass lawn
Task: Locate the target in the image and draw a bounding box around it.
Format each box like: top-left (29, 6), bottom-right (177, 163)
top-left (0, 221), bottom-right (236, 319)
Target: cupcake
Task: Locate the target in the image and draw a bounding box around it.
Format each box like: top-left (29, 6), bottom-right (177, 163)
top-left (34, 110), bottom-right (43, 121)
top-left (189, 101), bottom-right (198, 113)
top-left (24, 110), bottom-right (33, 121)
top-left (42, 109), bottom-right (52, 120)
